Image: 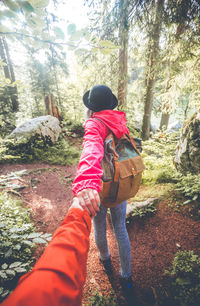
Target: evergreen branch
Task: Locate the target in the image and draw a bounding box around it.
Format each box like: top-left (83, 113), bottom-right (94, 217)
top-left (0, 32), bottom-right (76, 48)
top-left (0, 31), bottom-right (118, 51)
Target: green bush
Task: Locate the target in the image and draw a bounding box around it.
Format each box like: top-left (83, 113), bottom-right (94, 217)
top-left (36, 136), bottom-right (80, 165)
top-left (165, 250), bottom-right (200, 306)
top-left (143, 132), bottom-right (179, 156)
top-left (175, 174), bottom-right (200, 204)
top-left (0, 192), bottom-right (51, 302)
top-left (87, 291), bottom-right (117, 305)
top-left (127, 203), bottom-right (157, 223)
top-left (127, 122), bottom-right (141, 139)
top-left (66, 121), bottom-right (85, 137)
top-left (142, 132), bottom-right (179, 185)
top-left (0, 135), bottom-right (80, 165)
top-left (142, 155), bottom-right (177, 185)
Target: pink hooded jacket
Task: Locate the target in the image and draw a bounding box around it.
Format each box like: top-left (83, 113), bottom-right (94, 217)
top-left (72, 110), bottom-right (129, 196)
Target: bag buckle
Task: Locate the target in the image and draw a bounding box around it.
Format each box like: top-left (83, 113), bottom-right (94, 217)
top-left (132, 168), bottom-right (137, 176)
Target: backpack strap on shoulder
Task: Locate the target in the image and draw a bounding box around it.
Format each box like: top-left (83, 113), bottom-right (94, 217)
top-left (125, 133), bottom-right (141, 155)
top-left (93, 117), bottom-right (120, 202)
top-left (92, 117), bottom-right (106, 126)
top-left (93, 117), bottom-right (118, 157)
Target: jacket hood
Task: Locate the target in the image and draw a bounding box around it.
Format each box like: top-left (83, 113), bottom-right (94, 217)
top-left (92, 110), bottom-right (129, 138)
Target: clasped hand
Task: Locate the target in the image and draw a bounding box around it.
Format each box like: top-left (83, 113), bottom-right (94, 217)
top-left (74, 188), bottom-right (100, 217)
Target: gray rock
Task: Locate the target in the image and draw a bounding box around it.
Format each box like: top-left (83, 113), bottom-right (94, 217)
top-left (174, 111), bottom-right (200, 174)
top-left (151, 124), bottom-right (157, 133)
top-left (133, 122), bottom-right (157, 133)
top-left (10, 115), bottom-right (61, 143)
top-left (167, 120), bottom-right (182, 132)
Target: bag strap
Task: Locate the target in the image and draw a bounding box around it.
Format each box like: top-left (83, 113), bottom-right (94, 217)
top-left (94, 118), bottom-right (120, 201)
top-left (125, 133), bottom-right (141, 155)
top-left (93, 117), bottom-right (118, 157)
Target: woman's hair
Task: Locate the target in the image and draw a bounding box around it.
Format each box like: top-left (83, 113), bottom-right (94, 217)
top-left (84, 108), bottom-right (94, 121)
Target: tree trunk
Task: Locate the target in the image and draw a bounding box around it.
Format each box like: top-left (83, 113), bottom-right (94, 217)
top-left (142, 0), bottom-right (164, 140)
top-left (159, 70), bottom-right (172, 130)
top-left (0, 37), bottom-right (18, 112)
top-left (159, 113), bottom-right (170, 130)
top-left (117, 0), bottom-right (129, 111)
top-left (3, 37), bottom-right (19, 111)
top-left (0, 37), bottom-right (10, 79)
top-left (45, 94), bottom-right (62, 121)
top-left (50, 46), bottom-right (62, 107)
top-left (184, 94), bottom-right (190, 120)
top-left (3, 37), bottom-right (15, 82)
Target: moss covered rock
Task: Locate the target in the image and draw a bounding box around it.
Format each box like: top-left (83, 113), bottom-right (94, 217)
top-left (0, 116), bottom-right (80, 165)
top-left (174, 111), bottom-right (200, 174)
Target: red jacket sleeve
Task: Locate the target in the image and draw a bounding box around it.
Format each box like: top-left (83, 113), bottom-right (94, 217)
top-left (2, 208), bottom-right (91, 306)
top-left (72, 119), bottom-right (108, 196)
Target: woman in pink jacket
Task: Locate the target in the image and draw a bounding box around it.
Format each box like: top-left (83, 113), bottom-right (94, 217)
top-left (72, 85), bottom-right (132, 293)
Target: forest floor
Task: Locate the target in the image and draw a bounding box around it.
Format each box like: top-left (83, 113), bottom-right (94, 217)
top-left (0, 163), bottom-right (200, 305)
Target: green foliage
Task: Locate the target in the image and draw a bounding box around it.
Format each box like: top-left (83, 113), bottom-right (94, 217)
top-left (34, 136), bottom-right (80, 165)
top-left (175, 173), bottom-right (200, 204)
top-left (133, 184), bottom-right (174, 202)
top-left (61, 84), bottom-right (84, 122)
top-left (143, 156), bottom-right (176, 185)
top-left (165, 250), bottom-right (200, 306)
top-left (127, 203), bottom-right (156, 223)
top-left (24, 52), bottom-right (68, 120)
top-left (126, 121), bottom-right (141, 138)
top-left (0, 65), bottom-right (17, 137)
top-left (0, 0), bottom-right (68, 131)
top-left (0, 192), bottom-right (52, 302)
top-left (167, 192), bottom-right (200, 220)
top-left (0, 135), bottom-right (80, 165)
top-left (67, 23), bottom-right (76, 35)
top-left (144, 131), bottom-right (179, 159)
top-left (0, 0), bottom-right (50, 38)
top-left (64, 119), bottom-right (85, 137)
top-left (167, 173), bottom-right (200, 219)
top-left (142, 132), bottom-right (179, 185)
top-left (87, 291), bottom-right (117, 306)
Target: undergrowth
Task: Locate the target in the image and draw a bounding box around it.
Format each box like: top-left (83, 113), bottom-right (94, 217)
top-left (0, 192), bottom-right (52, 302)
top-left (141, 132), bottom-right (199, 218)
top-left (133, 184), bottom-right (174, 202)
top-left (64, 120), bottom-right (85, 137)
top-left (142, 132), bottom-right (179, 185)
top-left (175, 173), bottom-right (200, 204)
top-left (165, 250), bottom-right (200, 306)
top-left (166, 173), bottom-right (200, 219)
top-left (0, 135), bottom-right (80, 165)
top-left (168, 193), bottom-right (200, 220)
top-left (127, 202), bottom-right (157, 223)
top-left (86, 291), bottom-right (117, 306)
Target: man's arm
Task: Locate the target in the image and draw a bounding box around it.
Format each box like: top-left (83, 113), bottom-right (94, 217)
top-left (2, 200), bottom-right (91, 306)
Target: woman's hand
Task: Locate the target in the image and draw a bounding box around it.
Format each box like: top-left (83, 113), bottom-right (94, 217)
top-left (76, 188), bottom-right (100, 217)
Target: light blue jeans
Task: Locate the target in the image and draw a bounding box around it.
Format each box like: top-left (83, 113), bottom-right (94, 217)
top-left (93, 201), bottom-right (131, 278)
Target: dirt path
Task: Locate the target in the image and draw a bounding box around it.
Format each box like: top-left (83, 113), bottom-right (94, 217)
top-left (1, 163), bottom-right (200, 305)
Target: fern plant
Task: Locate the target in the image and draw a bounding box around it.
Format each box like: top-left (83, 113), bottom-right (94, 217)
top-left (175, 174), bottom-right (200, 204)
top-left (165, 250), bottom-right (200, 306)
top-left (0, 193), bottom-right (52, 302)
top-left (142, 132), bottom-right (178, 185)
top-left (87, 291), bottom-right (117, 306)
